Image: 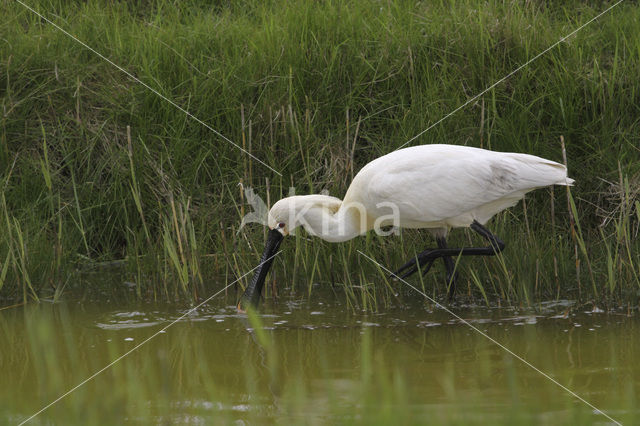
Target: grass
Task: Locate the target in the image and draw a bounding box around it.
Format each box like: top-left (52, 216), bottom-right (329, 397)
top-left (0, 0), bottom-right (639, 307)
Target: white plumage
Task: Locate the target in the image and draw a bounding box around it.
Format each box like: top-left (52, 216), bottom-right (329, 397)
top-left (240, 144), bottom-right (574, 308)
top-left (268, 144), bottom-right (573, 241)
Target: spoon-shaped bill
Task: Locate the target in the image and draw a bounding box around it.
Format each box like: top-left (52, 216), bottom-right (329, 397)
top-left (237, 228), bottom-right (284, 311)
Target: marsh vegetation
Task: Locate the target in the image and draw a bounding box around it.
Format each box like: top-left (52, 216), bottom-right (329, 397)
top-left (1, 0), bottom-right (639, 307)
top-left (2, 2), bottom-right (640, 425)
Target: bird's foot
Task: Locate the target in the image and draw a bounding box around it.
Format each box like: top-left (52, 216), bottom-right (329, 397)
top-left (391, 250), bottom-right (440, 280)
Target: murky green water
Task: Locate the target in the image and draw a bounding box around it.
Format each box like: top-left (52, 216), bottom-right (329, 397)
top-left (1, 289), bottom-right (637, 425)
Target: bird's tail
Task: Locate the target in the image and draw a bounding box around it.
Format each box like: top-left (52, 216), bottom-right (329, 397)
top-left (557, 161), bottom-right (574, 186)
top-left (557, 176), bottom-right (575, 186)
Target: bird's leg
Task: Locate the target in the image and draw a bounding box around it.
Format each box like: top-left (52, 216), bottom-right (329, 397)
top-left (393, 250), bottom-right (436, 279)
top-left (392, 221), bottom-right (505, 283)
top-left (436, 236), bottom-right (457, 300)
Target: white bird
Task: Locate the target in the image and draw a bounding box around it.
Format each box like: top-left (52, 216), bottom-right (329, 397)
top-left (239, 144), bottom-right (574, 309)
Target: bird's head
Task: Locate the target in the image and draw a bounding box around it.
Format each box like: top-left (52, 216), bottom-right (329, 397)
top-left (266, 197), bottom-right (294, 236)
top-left (238, 195), bottom-right (342, 312)
top-left (267, 195), bottom-right (343, 236)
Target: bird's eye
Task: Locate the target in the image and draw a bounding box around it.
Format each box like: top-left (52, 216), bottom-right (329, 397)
top-left (277, 222), bottom-right (285, 229)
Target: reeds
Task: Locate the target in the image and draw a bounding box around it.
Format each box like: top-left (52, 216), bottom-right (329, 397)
top-left (1, 0), bottom-right (639, 307)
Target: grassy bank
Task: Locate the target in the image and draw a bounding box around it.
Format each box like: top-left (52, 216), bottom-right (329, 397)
top-left (1, 0), bottom-right (639, 307)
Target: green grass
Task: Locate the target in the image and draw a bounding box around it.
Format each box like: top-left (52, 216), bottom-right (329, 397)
top-left (0, 0), bottom-right (639, 306)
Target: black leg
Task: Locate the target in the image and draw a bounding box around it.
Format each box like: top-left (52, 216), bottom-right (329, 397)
top-left (436, 237), bottom-right (457, 300)
top-left (392, 221), bottom-right (505, 286)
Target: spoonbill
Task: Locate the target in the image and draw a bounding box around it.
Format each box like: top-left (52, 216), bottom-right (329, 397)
top-left (239, 144), bottom-right (574, 309)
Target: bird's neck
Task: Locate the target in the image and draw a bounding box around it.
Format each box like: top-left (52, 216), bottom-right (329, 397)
top-left (329, 204), bottom-right (370, 242)
top-left (300, 199), bottom-right (370, 242)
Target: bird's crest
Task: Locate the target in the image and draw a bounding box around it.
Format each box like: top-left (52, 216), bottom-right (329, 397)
top-left (238, 185), bottom-right (269, 232)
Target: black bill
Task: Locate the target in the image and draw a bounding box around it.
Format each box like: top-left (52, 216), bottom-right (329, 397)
top-left (238, 228), bottom-right (284, 311)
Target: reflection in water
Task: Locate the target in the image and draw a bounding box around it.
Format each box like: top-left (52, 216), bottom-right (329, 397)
top-left (0, 290), bottom-right (637, 425)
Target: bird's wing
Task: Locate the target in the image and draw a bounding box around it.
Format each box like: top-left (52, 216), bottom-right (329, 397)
top-left (362, 150), bottom-right (567, 222)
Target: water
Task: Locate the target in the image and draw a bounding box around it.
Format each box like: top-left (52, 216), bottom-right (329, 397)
top-left (1, 289), bottom-right (637, 425)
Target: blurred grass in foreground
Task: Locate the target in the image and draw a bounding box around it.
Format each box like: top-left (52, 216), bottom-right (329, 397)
top-left (0, 295), bottom-right (637, 424)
